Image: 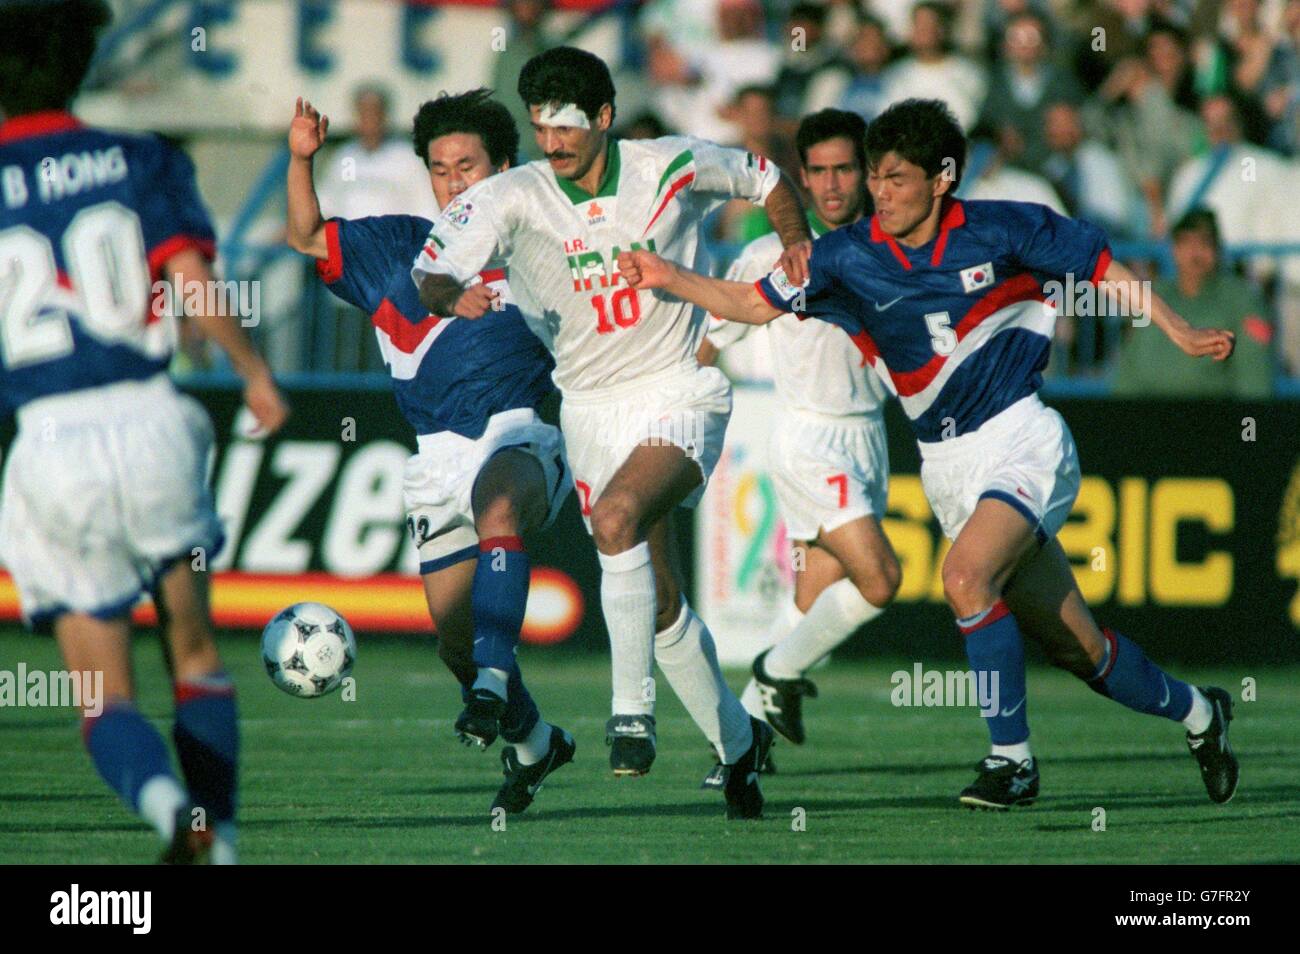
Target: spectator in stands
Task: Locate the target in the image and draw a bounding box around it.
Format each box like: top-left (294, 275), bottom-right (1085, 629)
top-left (832, 13), bottom-right (896, 123)
top-left (617, 111), bottom-right (671, 140)
top-left (1093, 21), bottom-right (1200, 237)
top-left (643, 0), bottom-right (779, 142)
top-left (959, 125), bottom-right (1067, 212)
top-left (772, 2), bottom-right (852, 120)
top-left (1166, 94), bottom-right (1293, 256)
top-left (1075, 0), bottom-right (1159, 91)
top-left (1042, 100), bottom-right (1142, 236)
top-left (881, 1), bottom-right (988, 130)
top-left (715, 84), bottom-right (799, 243)
top-left (491, 0), bottom-right (554, 161)
top-left (978, 10), bottom-right (1084, 172)
top-left (1113, 209), bottom-right (1275, 397)
top-left (316, 82), bottom-right (438, 220)
top-left (1262, 0), bottom-right (1300, 155)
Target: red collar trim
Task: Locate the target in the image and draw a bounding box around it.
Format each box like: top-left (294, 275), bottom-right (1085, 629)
top-left (929, 198), bottom-right (966, 267)
top-left (869, 198), bottom-right (967, 270)
top-left (869, 215), bottom-right (913, 271)
top-left (0, 110), bottom-right (83, 144)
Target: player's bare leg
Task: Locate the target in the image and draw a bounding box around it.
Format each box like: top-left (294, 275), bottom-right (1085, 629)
top-left (154, 560), bottom-right (238, 862)
top-left (743, 516), bottom-right (900, 744)
top-left (591, 441), bottom-right (770, 815)
top-left (938, 498), bottom-right (1042, 808)
top-left (461, 448), bottom-right (575, 811)
top-left (1005, 540), bottom-right (1237, 803)
top-left (56, 613), bottom-right (200, 860)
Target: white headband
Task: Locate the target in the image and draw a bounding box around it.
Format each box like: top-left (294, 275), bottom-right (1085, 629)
top-left (536, 102), bottom-right (591, 130)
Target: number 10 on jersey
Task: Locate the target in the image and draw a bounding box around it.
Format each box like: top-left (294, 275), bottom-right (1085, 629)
top-left (590, 287), bottom-right (641, 334)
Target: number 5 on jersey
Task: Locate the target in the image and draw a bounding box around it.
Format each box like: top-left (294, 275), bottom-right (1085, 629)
top-left (925, 311), bottom-right (956, 356)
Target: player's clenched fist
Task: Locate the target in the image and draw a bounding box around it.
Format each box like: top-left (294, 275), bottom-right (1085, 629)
top-left (453, 283), bottom-right (500, 319)
top-left (289, 97), bottom-right (329, 159)
top-left (617, 249), bottom-right (675, 290)
top-left (778, 239), bottom-right (813, 288)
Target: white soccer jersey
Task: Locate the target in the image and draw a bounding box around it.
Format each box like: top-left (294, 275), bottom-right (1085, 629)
top-left (411, 135), bottom-right (781, 395)
top-left (707, 225), bottom-right (889, 416)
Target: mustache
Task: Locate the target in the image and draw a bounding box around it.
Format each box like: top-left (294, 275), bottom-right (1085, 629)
top-left (546, 151), bottom-right (577, 160)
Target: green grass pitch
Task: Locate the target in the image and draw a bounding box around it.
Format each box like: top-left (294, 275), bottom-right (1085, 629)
top-left (2, 628), bottom-right (1298, 864)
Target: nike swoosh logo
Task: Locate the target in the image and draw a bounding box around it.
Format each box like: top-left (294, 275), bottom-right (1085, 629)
top-left (1000, 696), bottom-right (1026, 718)
top-left (873, 296), bottom-right (904, 311)
top-left (473, 638), bottom-right (484, 644)
top-left (1159, 675), bottom-right (1170, 708)
top-left (527, 750), bottom-right (558, 795)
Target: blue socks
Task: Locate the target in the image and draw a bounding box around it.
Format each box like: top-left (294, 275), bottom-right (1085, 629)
top-left (1087, 628), bottom-right (1194, 722)
top-left (173, 673), bottom-right (239, 822)
top-left (84, 703), bottom-right (178, 813)
top-left (957, 600), bottom-right (1030, 746)
top-left (471, 535), bottom-right (530, 674)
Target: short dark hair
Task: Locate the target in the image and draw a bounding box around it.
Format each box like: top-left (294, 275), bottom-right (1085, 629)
top-left (865, 98), bottom-right (966, 186)
top-left (411, 88), bottom-right (519, 168)
top-left (517, 46), bottom-right (616, 126)
top-left (1171, 208), bottom-right (1221, 248)
top-left (796, 109), bottom-right (867, 169)
top-left (0, 0), bottom-right (111, 116)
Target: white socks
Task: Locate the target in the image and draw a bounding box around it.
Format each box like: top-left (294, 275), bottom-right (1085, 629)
top-left (742, 600), bottom-right (806, 720)
top-left (655, 601), bottom-right (753, 763)
top-left (514, 719), bottom-right (553, 766)
top-left (473, 667), bottom-right (510, 700)
top-left (599, 542), bottom-right (656, 716)
top-left (1183, 688), bottom-right (1213, 735)
top-left (764, 578), bottom-right (884, 679)
top-left (991, 742), bottom-right (1033, 764)
top-left (138, 775), bottom-right (188, 841)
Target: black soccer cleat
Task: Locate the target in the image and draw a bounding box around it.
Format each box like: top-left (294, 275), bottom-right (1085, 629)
top-left (724, 718), bottom-right (775, 820)
top-left (158, 806), bottom-right (212, 865)
top-left (700, 742), bottom-right (777, 790)
top-left (606, 714), bottom-right (656, 776)
top-left (1186, 686), bottom-right (1238, 804)
top-left (959, 755), bottom-right (1040, 810)
top-left (750, 650), bottom-right (819, 745)
top-left (456, 689), bottom-right (506, 749)
top-left (492, 725), bottom-right (576, 815)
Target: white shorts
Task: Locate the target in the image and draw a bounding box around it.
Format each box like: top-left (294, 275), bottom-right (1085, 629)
top-left (402, 408), bottom-right (570, 574)
top-left (918, 394), bottom-right (1080, 543)
top-left (769, 408), bottom-right (890, 542)
top-left (0, 375), bottom-right (224, 631)
top-left (560, 365), bottom-right (732, 533)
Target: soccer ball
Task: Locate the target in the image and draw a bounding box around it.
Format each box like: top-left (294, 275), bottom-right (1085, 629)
top-left (261, 602), bottom-right (356, 698)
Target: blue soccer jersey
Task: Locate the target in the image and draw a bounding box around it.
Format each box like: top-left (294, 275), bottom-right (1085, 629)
top-left (755, 199), bottom-right (1111, 442)
top-left (314, 214), bottom-right (554, 439)
top-left (0, 111), bottom-right (217, 411)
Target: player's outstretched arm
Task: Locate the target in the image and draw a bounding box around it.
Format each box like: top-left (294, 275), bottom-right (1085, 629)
top-left (285, 97), bottom-right (330, 259)
top-left (1101, 258), bottom-right (1235, 361)
top-left (167, 248), bottom-right (289, 435)
top-left (618, 250), bottom-right (781, 325)
top-left (763, 173), bottom-right (814, 286)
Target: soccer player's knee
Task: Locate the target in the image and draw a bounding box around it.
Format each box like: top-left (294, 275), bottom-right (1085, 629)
top-left (857, 554), bottom-right (901, 607)
top-left (590, 493), bottom-right (640, 553)
top-left (474, 492), bottom-right (522, 538)
top-left (941, 562), bottom-right (995, 616)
